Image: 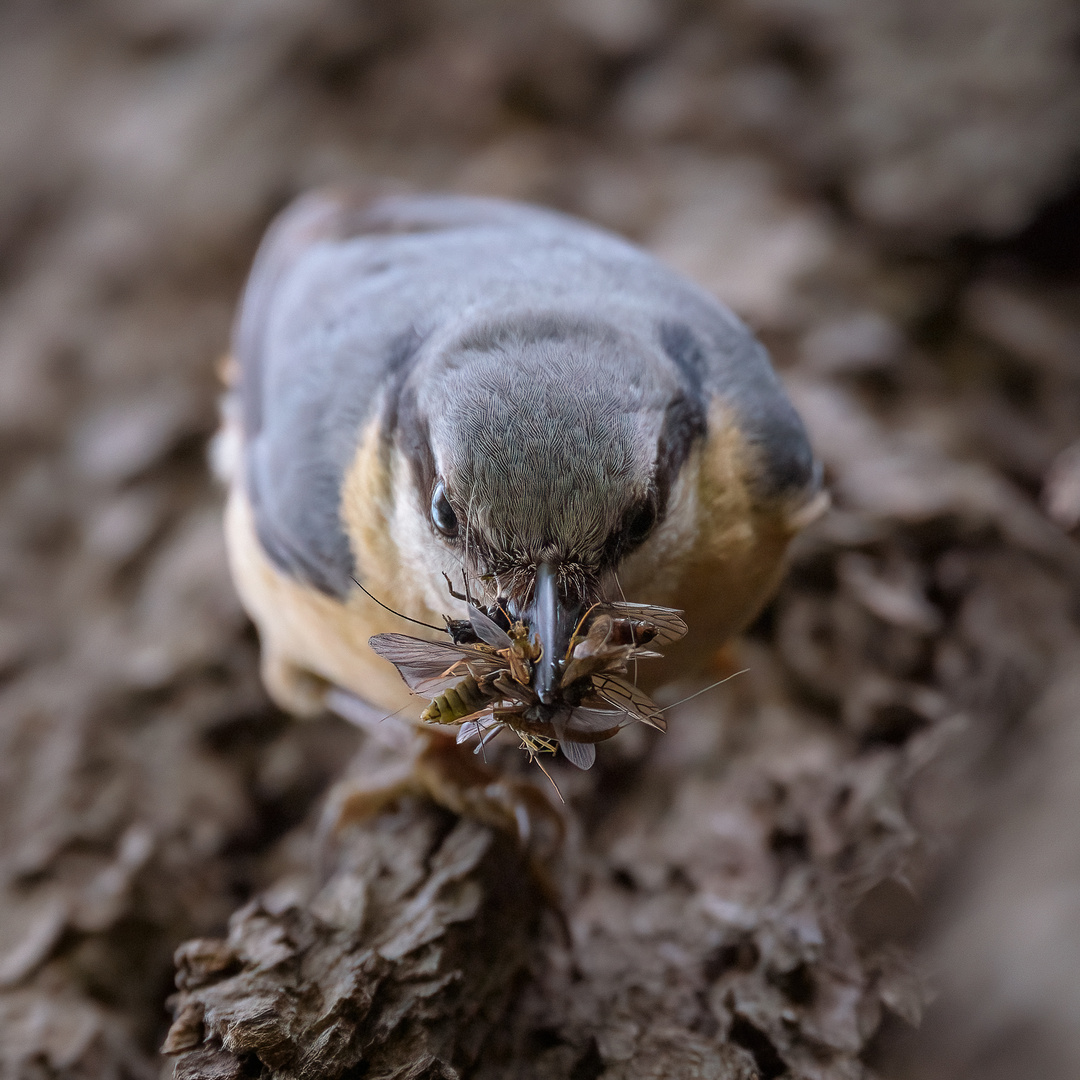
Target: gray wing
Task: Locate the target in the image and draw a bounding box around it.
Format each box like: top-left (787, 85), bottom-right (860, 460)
top-left (235, 190), bottom-right (609, 596)
top-left (234, 189), bottom-right (429, 597)
top-left (234, 190), bottom-right (817, 598)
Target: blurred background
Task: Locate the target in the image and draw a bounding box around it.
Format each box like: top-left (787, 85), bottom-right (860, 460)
top-left (1, 1), bottom-right (1079, 1076)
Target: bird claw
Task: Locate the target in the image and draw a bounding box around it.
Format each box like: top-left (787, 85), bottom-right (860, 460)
top-left (318, 725), bottom-right (565, 890)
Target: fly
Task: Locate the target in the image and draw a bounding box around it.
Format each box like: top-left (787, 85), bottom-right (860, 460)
top-left (369, 594), bottom-right (688, 770)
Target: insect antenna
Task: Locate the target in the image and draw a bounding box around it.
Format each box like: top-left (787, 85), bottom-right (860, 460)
top-left (473, 721), bottom-right (504, 761)
top-left (533, 754), bottom-right (565, 804)
top-left (350, 576), bottom-right (445, 634)
top-left (613, 570), bottom-right (637, 686)
top-left (657, 669), bottom-right (749, 714)
top-left (566, 599), bottom-right (604, 658)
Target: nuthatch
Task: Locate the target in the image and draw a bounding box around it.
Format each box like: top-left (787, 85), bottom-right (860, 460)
top-left (220, 190), bottom-right (823, 784)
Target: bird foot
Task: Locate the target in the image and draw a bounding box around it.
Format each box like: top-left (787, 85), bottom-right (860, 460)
top-left (320, 691), bottom-right (566, 884)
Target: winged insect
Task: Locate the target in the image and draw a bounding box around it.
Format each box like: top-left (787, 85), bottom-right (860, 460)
top-left (369, 591), bottom-right (688, 771)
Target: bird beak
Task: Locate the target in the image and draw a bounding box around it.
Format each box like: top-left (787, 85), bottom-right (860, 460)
top-left (531, 561), bottom-right (575, 705)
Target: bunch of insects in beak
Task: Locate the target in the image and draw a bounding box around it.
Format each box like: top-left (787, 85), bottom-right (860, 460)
top-left (369, 588), bottom-right (688, 772)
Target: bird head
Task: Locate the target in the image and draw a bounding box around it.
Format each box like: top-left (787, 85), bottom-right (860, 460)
top-left (391, 313), bottom-right (705, 703)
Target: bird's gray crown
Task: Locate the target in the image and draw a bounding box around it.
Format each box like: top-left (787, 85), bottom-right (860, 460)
top-left (409, 314), bottom-right (680, 594)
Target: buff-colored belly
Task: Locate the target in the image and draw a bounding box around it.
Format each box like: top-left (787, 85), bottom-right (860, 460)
top-left (225, 483), bottom-right (427, 716)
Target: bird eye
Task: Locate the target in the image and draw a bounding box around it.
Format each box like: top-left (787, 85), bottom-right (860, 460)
top-left (625, 501), bottom-right (656, 544)
top-left (430, 481), bottom-right (459, 538)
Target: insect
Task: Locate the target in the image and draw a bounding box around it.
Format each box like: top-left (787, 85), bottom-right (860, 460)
top-left (369, 597), bottom-right (688, 770)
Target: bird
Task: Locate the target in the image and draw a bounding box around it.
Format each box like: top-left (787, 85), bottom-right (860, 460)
top-left (217, 188), bottom-right (824, 825)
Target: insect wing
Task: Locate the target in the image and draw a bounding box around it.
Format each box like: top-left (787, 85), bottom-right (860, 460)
top-left (369, 633), bottom-right (500, 693)
top-left (596, 602), bottom-right (688, 646)
top-left (468, 604), bottom-right (513, 650)
top-left (565, 708), bottom-right (626, 734)
top-left (551, 712), bottom-right (599, 770)
top-left (559, 738), bottom-right (596, 770)
top-left (563, 706), bottom-right (625, 740)
top-left (591, 674), bottom-right (667, 731)
top-left (561, 645), bottom-right (632, 688)
top-left (456, 715), bottom-right (502, 744)
top-left (571, 615), bottom-right (614, 657)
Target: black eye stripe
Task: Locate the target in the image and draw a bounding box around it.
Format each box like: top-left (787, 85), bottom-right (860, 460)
top-left (597, 497), bottom-right (659, 567)
top-left (626, 502), bottom-right (657, 542)
top-left (430, 480), bottom-right (459, 538)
